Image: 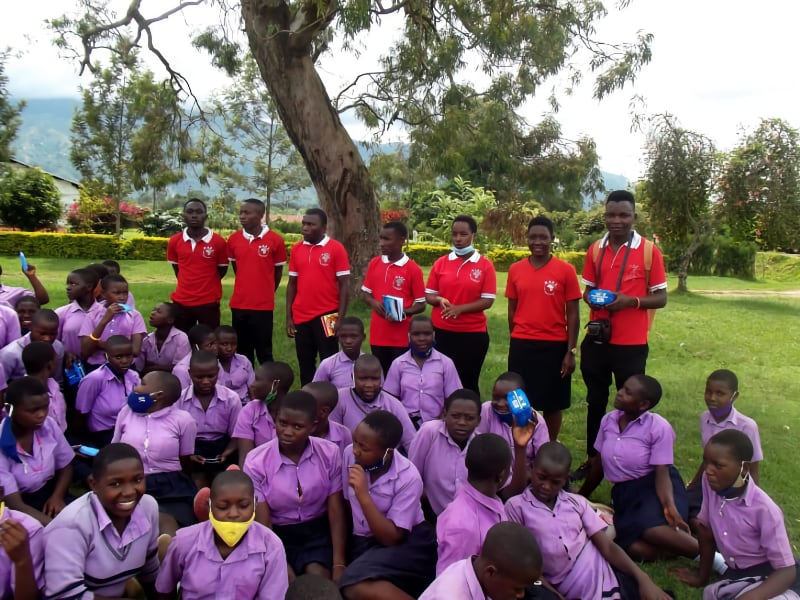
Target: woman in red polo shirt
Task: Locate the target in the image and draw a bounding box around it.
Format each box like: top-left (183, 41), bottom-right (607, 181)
top-left (505, 216), bottom-right (581, 440)
top-left (425, 215), bottom-right (496, 394)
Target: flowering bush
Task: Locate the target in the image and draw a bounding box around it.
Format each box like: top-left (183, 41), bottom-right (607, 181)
top-left (67, 190), bottom-right (149, 234)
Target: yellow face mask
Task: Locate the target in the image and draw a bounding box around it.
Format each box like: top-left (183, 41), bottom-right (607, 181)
top-left (208, 501), bottom-right (255, 547)
top-left (0, 501), bottom-right (5, 519)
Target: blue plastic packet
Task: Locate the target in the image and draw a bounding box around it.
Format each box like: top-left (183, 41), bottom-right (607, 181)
top-left (588, 288), bottom-right (617, 306)
top-left (18, 251), bottom-right (28, 272)
top-left (64, 359), bottom-right (86, 386)
top-left (76, 445), bottom-right (99, 457)
top-left (506, 388), bottom-right (533, 427)
top-left (117, 303), bottom-right (132, 312)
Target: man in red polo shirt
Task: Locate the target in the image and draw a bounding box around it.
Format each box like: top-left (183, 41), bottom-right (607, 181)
top-left (227, 198), bottom-right (287, 365)
top-left (360, 221), bottom-right (426, 375)
top-left (286, 208), bottom-right (350, 385)
top-left (573, 189), bottom-right (667, 480)
top-left (166, 198), bottom-right (229, 332)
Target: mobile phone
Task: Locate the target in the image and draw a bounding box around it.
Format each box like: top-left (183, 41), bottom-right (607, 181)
top-left (18, 252), bottom-right (28, 272)
top-left (203, 456), bottom-right (222, 464)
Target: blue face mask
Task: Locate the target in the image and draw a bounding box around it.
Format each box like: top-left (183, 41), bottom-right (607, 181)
top-left (451, 244), bottom-right (475, 257)
top-left (408, 340), bottom-right (434, 359)
top-left (127, 391), bottom-right (161, 413)
top-left (708, 392), bottom-right (737, 420)
top-left (0, 406), bottom-right (20, 464)
top-left (716, 462), bottom-right (749, 499)
top-left (493, 407), bottom-right (514, 426)
top-left (363, 448), bottom-right (391, 472)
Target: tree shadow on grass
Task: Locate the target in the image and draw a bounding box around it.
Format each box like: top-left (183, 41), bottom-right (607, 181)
top-left (677, 292), bottom-right (800, 318)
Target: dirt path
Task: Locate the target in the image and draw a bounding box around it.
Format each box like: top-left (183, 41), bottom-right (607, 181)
top-left (692, 289), bottom-right (800, 298)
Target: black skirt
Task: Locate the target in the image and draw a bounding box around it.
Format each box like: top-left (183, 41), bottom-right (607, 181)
top-left (145, 471), bottom-right (197, 528)
top-left (273, 515), bottom-right (332, 574)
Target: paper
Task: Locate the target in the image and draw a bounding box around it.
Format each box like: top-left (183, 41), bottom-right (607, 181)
top-left (382, 295), bottom-right (404, 321)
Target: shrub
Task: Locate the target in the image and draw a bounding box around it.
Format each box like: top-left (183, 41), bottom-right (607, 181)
top-left (141, 211), bottom-right (183, 237)
top-left (0, 232), bottom-right (120, 259)
top-left (0, 167), bottom-right (62, 231)
top-left (271, 217), bottom-right (302, 235)
top-left (120, 237), bottom-right (169, 261)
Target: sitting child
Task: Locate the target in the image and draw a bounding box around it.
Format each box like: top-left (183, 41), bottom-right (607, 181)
top-left (14, 296), bottom-right (38, 337)
top-left (312, 316), bottom-right (365, 390)
top-left (134, 302), bottom-right (191, 374)
top-left (0, 377), bottom-right (73, 526)
top-left (507, 441), bottom-right (670, 599)
top-left (215, 325), bottom-right (255, 404)
top-left (0, 487), bottom-right (45, 599)
top-left (54, 267), bottom-right (103, 363)
top-left (112, 371), bottom-right (198, 534)
top-left (578, 375), bottom-right (699, 562)
top-left (21, 341), bottom-right (67, 432)
top-left (43, 443), bottom-right (160, 599)
top-left (0, 303), bottom-right (20, 350)
top-left (673, 430), bottom-right (800, 599)
top-left (156, 469), bottom-right (289, 599)
top-left (172, 324), bottom-right (221, 389)
top-left (302, 381), bottom-right (353, 455)
top-left (0, 309), bottom-right (65, 381)
top-left (339, 410), bottom-right (437, 598)
top-left (243, 391), bottom-right (346, 581)
top-left (101, 260), bottom-right (136, 308)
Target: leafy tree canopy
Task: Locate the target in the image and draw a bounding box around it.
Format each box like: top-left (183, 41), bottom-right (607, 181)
top-left (0, 167), bottom-right (62, 231)
top-left (0, 52), bottom-right (25, 165)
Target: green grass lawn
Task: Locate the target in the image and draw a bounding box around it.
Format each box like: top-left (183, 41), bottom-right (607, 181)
top-left (3, 255), bottom-right (800, 597)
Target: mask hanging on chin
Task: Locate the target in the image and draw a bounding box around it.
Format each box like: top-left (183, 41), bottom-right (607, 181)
top-left (363, 448), bottom-right (391, 473)
top-left (262, 379), bottom-right (280, 407)
top-left (451, 244), bottom-right (475, 257)
top-left (208, 503), bottom-right (256, 547)
top-left (708, 392), bottom-right (738, 420)
top-left (408, 340), bottom-right (434, 359)
top-left (716, 462), bottom-right (750, 499)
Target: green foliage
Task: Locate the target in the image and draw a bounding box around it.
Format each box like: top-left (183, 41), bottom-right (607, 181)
top-left (755, 252), bottom-right (800, 282)
top-left (0, 52), bottom-right (24, 165)
top-left (0, 232), bottom-right (121, 259)
top-left (481, 197), bottom-right (546, 247)
top-left (140, 211), bottom-right (183, 237)
top-left (119, 237), bottom-right (169, 261)
top-left (67, 185), bottom-right (147, 234)
top-left (410, 177), bottom-right (496, 240)
top-left (661, 235), bottom-right (756, 279)
top-left (0, 167), bottom-right (62, 230)
top-left (271, 218), bottom-right (302, 235)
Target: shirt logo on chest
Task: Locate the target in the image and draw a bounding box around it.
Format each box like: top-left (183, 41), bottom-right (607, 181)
top-left (392, 275), bottom-right (406, 290)
top-left (544, 279), bottom-right (557, 295)
top-left (319, 252), bottom-right (331, 266)
top-left (202, 246), bottom-right (215, 258)
top-left (258, 244), bottom-right (270, 257)
top-left (469, 268), bottom-right (483, 284)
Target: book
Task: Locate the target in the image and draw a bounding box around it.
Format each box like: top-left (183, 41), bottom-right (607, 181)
top-left (320, 312), bottom-right (338, 337)
top-left (382, 295), bottom-right (404, 321)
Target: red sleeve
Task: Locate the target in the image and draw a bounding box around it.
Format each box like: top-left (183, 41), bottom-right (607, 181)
top-left (361, 258), bottom-right (378, 293)
top-left (288, 242), bottom-right (300, 274)
top-left (166, 235), bottom-right (178, 263)
top-left (648, 245), bottom-right (668, 291)
top-left (273, 233), bottom-right (287, 264)
top-left (481, 258), bottom-right (497, 298)
top-left (214, 235), bottom-right (229, 266)
top-left (504, 262), bottom-right (519, 299)
top-left (409, 262), bottom-right (426, 302)
top-left (581, 242), bottom-right (598, 287)
top-left (563, 261), bottom-right (582, 301)
top-left (226, 233), bottom-right (238, 261)
top-left (425, 257), bottom-right (443, 293)
top-left (334, 241), bottom-right (350, 274)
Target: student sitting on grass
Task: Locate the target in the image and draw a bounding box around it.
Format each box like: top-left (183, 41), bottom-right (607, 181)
top-left (13, 296), bottom-right (38, 337)
top-left (0, 309), bottom-right (65, 382)
top-left (215, 325), bottom-right (255, 404)
top-left (0, 483), bottom-right (45, 600)
top-left (134, 302), bottom-right (191, 375)
top-left (313, 316), bottom-right (366, 390)
top-left (21, 341), bottom-right (67, 433)
top-left (101, 260), bottom-right (136, 308)
top-left (172, 324), bottom-right (221, 388)
top-left (54, 267), bottom-right (103, 364)
top-left (303, 381), bottom-right (353, 455)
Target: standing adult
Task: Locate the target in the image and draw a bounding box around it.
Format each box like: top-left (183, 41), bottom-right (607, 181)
top-left (572, 190), bottom-right (667, 480)
top-left (227, 198), bottom-right (287, 365)
top-left (166, 199), bottom-right (228, 332)
top-left (286, 208), bottom-right (350, 385)
top-left (360, 221), bottom-right (427, 375)
top-left (506, 216), bottom-right (581, 441)
top-left (425, 215), bottom-right (496, 394)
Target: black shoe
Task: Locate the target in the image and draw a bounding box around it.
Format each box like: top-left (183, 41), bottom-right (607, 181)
top-left (569, 460), bottom-right (591, 482)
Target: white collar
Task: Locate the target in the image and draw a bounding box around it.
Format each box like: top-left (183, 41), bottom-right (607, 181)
top-left (447, 251), bottom-right (481, 262)
top-left (302, 234), bottom-right (331, 247)
top-left (182, 228), bottom-right (214, 243)
top-left (242, 224), bottom-right (269, 241)
top-left (381, 254), bottom-right (410, 267)
top-left (597, 230), bottom-right (642, 249)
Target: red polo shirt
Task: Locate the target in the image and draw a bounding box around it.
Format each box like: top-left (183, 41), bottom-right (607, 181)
top-left (361, 254), bottom-right (426, 347)
top-left (288, 235), bottom-right (350, 324)
top-left (167, 229), bottom-right (228, 306)
top-left (581, 232), bottom-right (667, 345)
top-left (426, 251), bottom-right (497, 333)
top-left (227, 225), bottom-right (287, 311)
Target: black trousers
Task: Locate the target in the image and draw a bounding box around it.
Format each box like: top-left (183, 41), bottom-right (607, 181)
top-left (295, 314), bottom-right (340, 385)
top-left (433, 328), bottom-right (489, 394)
top-left (231, 308), bottom-right (274, 365)
top-left (580, 337), bottom-right (648, 457)
top-left (173, 302), bottom-right (221, 333)
top-left (371, 345), bottom-right (407, 376)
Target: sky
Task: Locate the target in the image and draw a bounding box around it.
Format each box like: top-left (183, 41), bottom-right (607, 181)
top-left (3, 0), bottom-right (800, 181)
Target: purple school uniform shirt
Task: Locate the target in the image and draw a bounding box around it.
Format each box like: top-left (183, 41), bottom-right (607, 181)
top-left (75, 364), bottom-right (141, 432)
top-left (312, 350), bottom-right (363, 390)
top-left (219, 353), bottom-right (255, 403)
top-left (156, 520), bottom-right (288, 599)
top-left (133, 326), bottom-right (191, 371)
top-left (176, 384), bottom-right (241, 441)
top-left (594, 409), bottom-right (675, 483)
top-left (47, 377), bottom-right (67, 432)
top-left (78, 307), bottom-right (147, 365)
top-left (55, 300), bottom-right (104, 357)
top-left (243, 437), bottom-right (343, 526)
top-left (43, 493), bottom-right (160, 600)
top-left (408, 420), bottom-right (472, 515)
top-left (330, 388), bottom-right (417, 452)
top-left (342, 445), bottom-right (425, 537)
top-left (0, 333), bottom-right (65, 381)
top-left (383, 349), bottom-right (462, 422)
top-left (435, 483), bottom-right (505, 575)
top-left (700, 406), bottom-right (763, 462)
top-left (232, 400), bottom-right (276, 447)
top-left (172, 355), bottom-right (225, 390)
top-left (0, 305), bottom-right (20, 351)
top-left (419, 558), bottom-right (486, 600)
top-left (0, 508), bottom-right (44, 596)
top-left (318, 419), bottom-right (352, 455)
top-left (475, 402), bottom-right (549, 467)
top-left (112, 405), bottom-right (197, 474)
top-left (0, 416), bottom-right (73, 495)
top-left (0, 285), bottom-right (32, 308)
top-left (698, 475), bottom-right (795, 571)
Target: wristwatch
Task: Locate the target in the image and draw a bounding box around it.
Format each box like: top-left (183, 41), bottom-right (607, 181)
top-left (569, 347), bottom-right (577, 355)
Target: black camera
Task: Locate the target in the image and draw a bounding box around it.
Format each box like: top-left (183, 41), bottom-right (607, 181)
top-left (586, 319), bottom-right (611, 344)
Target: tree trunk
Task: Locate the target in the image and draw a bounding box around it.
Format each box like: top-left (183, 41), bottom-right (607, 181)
top-left (677, 233), bottom-right (706, 293)
top-left (242, 2), bottom-right (381, 298)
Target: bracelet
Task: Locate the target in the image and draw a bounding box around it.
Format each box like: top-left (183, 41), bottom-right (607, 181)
top-left (634, 297), bottom-right (641, 310)
top-left (88, 333), bottom-right (101, 342)
top-left (333, 563), bottom-right (346, 568)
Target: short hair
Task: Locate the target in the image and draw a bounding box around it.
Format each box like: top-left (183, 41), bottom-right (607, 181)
top-left (481, 522), bottom-right (542, 574)
top-left (409, 314), bottom-right (432, 328)
top-left (105, 335), bottom-right (132, 351)
top-left (278, 390), bottom-right (318, 423)
top-left (453, 214), bottom-right (478, 233)
top-left (527, 215), bottom-right (554, 237)
top-left (338, 316), bottom-right (365, 334)
top-left (534, 441), bottom-right (572, 470)
top-left (86, 263), bottom-right (110, 281)
top-left (708, 369), bottom-right (738, 391)
top-left (100, 273), bottom-right (128, 291)
top-left (629, 374), bottom-right (662, 408)
top-left (71, 268), bottom-right (99, 289)
top-left (14, 295), bottom-right (39, 310)
top-left (187, 324), bottom-right (215, 348)
top-left (303, 381), bottom-right (339, 410)
top-left (242, 198), bottom-right (266, 215)
top-left (189, 350), bottom-right (218, 370)
top-left (361, 410), bottom-right (403, 449)
top-left (215, 325), bottom-right (237, 339)
top-left (304, 207), bottom-right (328, 225)
top-left (495, 371), bottom-right (525, 391)
top-left (606, 189), bottom-right (635, 210)
top-left (184, 197), bottom-right (207, 211)
top-left (256, 361), bottom-right (295, 393)
top-left (159, 302), bottom-right (178, 320)
top-left (147, 371), bottom-right (182, 404)
top-left (382, 221), bottom-right (408, 238)
top-left (5, 376), bottom-right (48, 406)
top-left (92, 443), bottom-right (143, 480)
top-left (285, 574), bottom-right (343, 600)
top-left (31, 308), bottom-right (58, 327)
top-left (465, 433), bottom-right (512, 480)
top-left (709, 429), bottom-right (754, 463)
top-left (101, 260), bottom-right (121, 273)
top-left (353, 354), bottom-right (382, 374)
top-left (210, 469), bottom-right (254, 499)
top-left (444, 389), bottom-right (481, 413)
top-left (21, 341), bottom-right (56, 374)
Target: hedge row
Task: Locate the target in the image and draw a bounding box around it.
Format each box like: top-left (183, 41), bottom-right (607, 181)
top-left (0, 231), bottom-right (587, 271)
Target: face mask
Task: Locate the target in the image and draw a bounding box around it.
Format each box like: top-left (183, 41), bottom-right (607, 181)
top-left (708, 392), bottom-right (737, 420)
top-left (262, 380), bottom-right (280, 407)
top-left (0, 501), bottom-right (5, 519)
top-left (0, 406), bottom-right (20, 464)
top-left (716, 462), bottom-right (749, 499)
top-left (451, 244), bottom-right (475, 257)
top-left (127, 391), bottom-right (161, 414)
top-left (408, 340), bottom-right (434, 359)
top-left (493, 407), bottom-right (514, 426)
top-left (363, 448), bottom-right (391, 472)
top-left (208, 502), bottom-right (256, 547)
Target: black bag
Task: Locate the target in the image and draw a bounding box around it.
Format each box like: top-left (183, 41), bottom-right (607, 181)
top-left (585, 318), bottom-right (611, 344)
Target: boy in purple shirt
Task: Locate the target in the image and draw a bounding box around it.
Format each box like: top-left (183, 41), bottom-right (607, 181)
top-left (172, 324), bottom-right (222, 388)
top-left (43, 443), bottom-right (160, 600)
top-left (302, 381), bottom-right (353, 455)
top-left (0, 309), bottom-right (65, 382)
top-left (14, 296), bottom-right (38, 336)
top-left (22, 342), bottom-right (67, 432)
top-left (134, 302), bottom-right (191, 374)
top-left (0, 304), bottom-right (21, 350)
top-left (215, 325), bottom-right (255, 403)
top-left (79, 274), bottom-right (146, 366)
top-left (383, 315), bottom-right (462, 425)
top-left (55, 267), bottom-right (103, 358)
top-left (420, 522), bottom-right (543, 600)
top-left (340, 410), bottom-right (437, 598)
top-left (243, 391), bottom-right (347, 581)
top-left (578, 375), bottom-right (699, 562)
top-left (0, 261), bottom-right (49, 308)
top-left (312, 316), bottom-right (365, 390)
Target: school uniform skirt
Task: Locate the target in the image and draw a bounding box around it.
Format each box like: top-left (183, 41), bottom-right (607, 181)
top-left (273, 515), bottom-right (332, 574)
top-left (611, 466), bottom-right (688, 549)
top-left (339, 522), bottom-right (437, 596)
top-left (703, 559), bottom-right (800, 599)
top-left (145, 471), bottom-right (197, 527)
top-left (193, 437), bottom-right (237, 473)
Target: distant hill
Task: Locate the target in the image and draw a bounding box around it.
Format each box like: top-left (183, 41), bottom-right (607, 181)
top-left (11, 97), bottom-right (628, 206)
